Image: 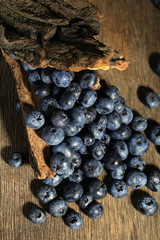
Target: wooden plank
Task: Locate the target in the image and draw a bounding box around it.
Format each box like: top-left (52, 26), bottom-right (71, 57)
top-left (0, 0), bottom-right (160, 239)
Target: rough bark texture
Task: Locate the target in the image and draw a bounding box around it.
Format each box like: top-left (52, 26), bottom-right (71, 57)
top-left (0, 0), bottom-right (129, 71)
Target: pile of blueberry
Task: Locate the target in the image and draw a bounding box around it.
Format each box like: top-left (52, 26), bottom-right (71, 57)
top-left (9, 62), bottom-right (160, 230)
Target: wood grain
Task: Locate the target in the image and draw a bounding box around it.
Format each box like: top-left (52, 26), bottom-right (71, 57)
top-left (0, 0), bottom-right (160, 240)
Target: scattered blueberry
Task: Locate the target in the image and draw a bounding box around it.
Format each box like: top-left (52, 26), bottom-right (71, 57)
top-left (145, 92), bottom-right (160, 109)
top-left (87, 179), bottom-right (107, 199)
top-left (28, 70), bottom-right (41, 86)
top-left (70, 105), bottom-right (86, 126)
top-left (110, 180), bottom-right (128, 198)
top-left (41, 68), bottom-right (53, 84)
top-left (84, 159), bottom-right (103, 178)
top-left (66, 82), bottom-right (82, 100)
top-left (79, 72), bottom-right (98, 89)
top-left (49, 199), bottom-right (68, 217)
top-left (51, 110), bottom-right (70, 128)
top-left (149, 125), bottom-right (160, 145)
top-left (137, 196), bottom-right (158, 216)
top-left (90, 140), bottom-right (107, 160)
top-left (65, 121), bottom-right (83, 136)
top-left (69, 169), bottom-right (85, 183)
top-left (103, 151), bottom-right (122, 170)
top-left (59, 91), bottom-right (76, 110)
top-left (40, 96), bottom-right (61, 117)
top-left (127, 156), bottom-right (146, 171)
top-left (52, 142), bottom-right (73, 158)
top-left (95, 97), bottom-right (114, 115)
top-left (25, 110), bottom-right (45, 130)
top-left (52, 84), bottom-right (63, 97)
top-left (110, 164), bottom-right (127, 180)
top-left (77, 194), bottom-right (93, 209)
top-left (42, 126), bottom-right (65, 145)
top-left (114, 96), bottom-right (126, 113)
top-left (110, 125), bottom-right (132, 140)
top-left (37, 185), bottom-right (57, 204)
top-left (63, 182), bottom-right (83, 202)
top-left (42, 175), bottom-right (62, 187)
top-left (87, 202), bottom-right (104, 219)
top-left (52, 70), bottom-right (74, 88)
top-left (29, 207), bottom-right (46, 224)
top-left (50, 153), bottom-right (71, 174)
top-left (104, 85), bottom-right (120, 102)
top-left (66, 136), bottom-right (83, 150)
top-left (128, 133), bottom-right (149, 156)
top-left (125, 170), bottom-right (147, 189)
top-left (106, 111), bottom-right (122, 131)
top-left (131, 116), bottom-right (148, 132)
top-left (147, 170), bottom-right (160, 192)
top-left (83, 107), bottom-right (97, 124)
top-left (101, 133), bottom-right (111, 145)
top-left (79, 89), bottom-right (97, 108)
top-left (34, 83), bottom-right (51, 98)
top-left (7, 152), bottom-right (23, 168)
top-left (79, 144), bottom-right (89, 155)
top-left (69, 152), bottom-right (82, 168)
top-left (82, 131), bottom-right (95, 146)
top-left (120, 106), bottom-right (133, 125)
top-left (111, 140), bottom-right (129, 160)
top-left (66, 212), bottom-right (83, 230)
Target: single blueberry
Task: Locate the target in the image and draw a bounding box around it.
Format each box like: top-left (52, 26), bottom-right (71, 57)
top-left (88, 122), bottom-right (105, 140)
top-left (103, 151), bottom-right (122, 170)
top-left (110, 180), bottom-right (128, 198)
top-left (52, 142), bottom-right (73, 159)
top-left (37, 185), bottom-right (57, 204)
top-left (120, 106), bottom-right (133, 125)
top-left (83, 159), bottom-right (103, 178)
top-left (22, 62), bottom-right (36, 71)
top-left (79, 89), bottom-right (97, 108)
top-left (66, 81), bottom-right (82, 100)
top-left (110, 125), bottom-right (132, 140)
top-left (95, 114), bottom-right (108, 130)
top-left (79, 72), bottom-right (98, 89)
top-left (66, 136), bottom-right (83, 150)
top-left (64, 121), bottom-right (84, 136)
top-left (58, 167), bottom-right (74, 179)
top-left (101, 133), bottom-right (111, 145)
top-left (28, 70), bottom-right (41, 86)
top-left (42, 175), bottom-right (62, 187)
top-left (63, 182), bottom-right (83, 202)
top-left (90, 140), bottom-right (107, 160)
top-left (7, 152), bottom-right (23, 168)
top-left (51, 110), bottom-right (70, 128)
top-left (111, 140), bottom-right (129, 160)
top-left (66, 212), bottom-right (83, 230)
top-left (87, 202), bottom-right (104, 219)
top-left (145, 92), bottom-right (160, 109)
top-left (95, 97), bottom-right (115, 115)
top-left (82, 131), bottom-right (95, 146)
top-left (114, 96), bottom-right (126, 113)
top-left (77, 193), bottom-right (93, 209)
top-left (34, 83), bottom-right (51, 98)
top-left (137, 196), bottom-right (158, 216)
top-left (131, 116), bottom-right (148, 132)
top-left (50, 153), bottom-right (71, 174)
top-left (69, 152), bottom-right (82, 168)
top-left (147, 170), bottom-right (160, 192)
top-left (29, 207), bottom-right (46, 224)
top-left (106, 111), bottom-right (122, 131)
top-left (42, 126), bottom-right (65, 145)
top-left (127, 156), bottom-right (146, 171)
top-left (59, 91), bottom-right (76, 110)
top-left (87, 179), bottom-right (107, 199)
top-left (52, 70), bottom-right (74, 88)
top-left (69, 105), bottom-right (86, 126)
top-left (41, 68), bottom-right (53, 84)
top-left (104, 85), bottom-right (120, 102)
top-left (149, 125), bottom-right (160, 145)
top-left (52, 84), bottom-right (63, 98)
top-left (83, 107), bottom-right (97, 124)
top-left (69, 169), bottom-right (85, 183)
top-left (110, 164), bottom-right (127, 180)
top-left (128, 133), bottom-right (149, 156)
top-left (79, 144), bottom-right (89, 155)
top-left (125, 170), bottom-right (147, 189)
top-left (40, 96), bottom-right (61, 117)
top-left (25, 110), bottom-right (45, 130)
top-left (49, 199), bottom-right (68, 217)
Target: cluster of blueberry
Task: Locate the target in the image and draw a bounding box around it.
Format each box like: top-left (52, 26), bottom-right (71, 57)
top-left (9, 62), bottom-right (160, 230)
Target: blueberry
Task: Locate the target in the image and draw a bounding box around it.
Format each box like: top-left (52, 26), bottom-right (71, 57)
top-left (70, 105), bottom-right (86, 126)
top-left (65, 121), bottom-right (84, 136)
top-left (51, 110), bottom-right (70, 128)
top-left (42, 126), bottom-right (65, 145)
top-left (106, 111), bottom-right (122, 130)
top-left (145, 92), bottom-right (160, 109)
top-left (87, 202), bottom-right (104, 219)
top-left (69, 169), bottom-right (85, 183)
top-left (95, 114), bottom-right (108, 130)
top-left (41, 68), bottom-right (53, 84)
top-left (154, 58), bottom-right (160, 75)
top-left (128, 133), bottom-right (149, 156)
top-left (88, 122), bottom-right (105, 140)
top-left (52, 142), bottom-right (73, 158)
top-left (52, 84), bottom-right (63, 98)
top-left (104, 85), bottom-right (120, 102)
top-left (52, 70), bottom-right (74, 88)
top-left (66, 212), bottom-right (83, 230)
top-left (137, 196), bottom-right (158, 216)
top-left (77, 194), bottom-right (93, 209)
top-left (66, 82), bottom-right (82, 100)
top-left (42, 175), bottom-right (62, 187)
top-left (87, 179), bottom-right (107, 199)
top-left (79, 144), bottom-right (89, 155)
top-left (29, 207), bottom-right (46, 224)
top-left (131, 116), bottom-right (148, 132)
top-left (82, 131), bottom-right (95, 146)
top-left (28, 70), bottom-right (41, 86)
top-left (22, 62), bottom-right (36, 71)
top-left (114, 96), bottom-right (126, 113)
top-left (101, 133), bottom-right (111, 145)
top-left (83, 107), bottom-right (97, 124)
top-left (79, 89), bottom-right (97, 108)
top-left (110, 125), bottom-right (132, 140)
top-left (79, 72), bottom-right (98, 89)
top-left (95, 97), bottom-right (115, 114)
top-left (63, 182), bottom-right (83, 202)
top-left (110, 180), bottom-right (128, 198)
top-left (103, 151), bottom-right (122, 170)
top-left (58, 167), bottom-right (74, 179)
top-left (40, 96), bottom-right (61, 117)
top-left (50, 153), bottom-right (71, 174)
top-left (15, 98), bottom-right (22, 114)
top-left (69, 152), bottom-right (82, 168)
top-left (125, 170), bottom-right (147, 189)
top-left (111, 140), bottom-right (129, 160)
top-left (25, 110), bottom-right (45, 130)
top-left (83, 159), bottom-right (103, 178)
top-left (127, 156), bottom-right (146, 171)
top-left (34, 83), bottom-right (51, 98)
top-left (66, 136), bottom-right (83, 150)
top-left (147, 170), bottom-right (160, 192)
top-left (49, 199), bottom-right (68, 217)
top-left (120, 106), bottom-right (133, 125)
top-left (37, 185), bottom-right (57, 204)
top-left (90, 140), bottom-right (107, 160)
top-left (149, 126), bottom-right (160, 145)
top-left (7, 152), bottom-right (23, 168)
top-left (59, 91), bottom-right (76, 110)
top-left (110, 164), bottom-right (127, 180)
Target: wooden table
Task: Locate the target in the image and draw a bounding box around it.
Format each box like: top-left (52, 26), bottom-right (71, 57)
top-left (1, 1), bottom-right (160, 239)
